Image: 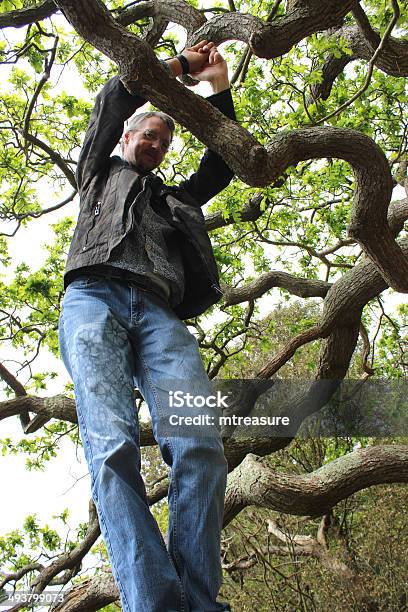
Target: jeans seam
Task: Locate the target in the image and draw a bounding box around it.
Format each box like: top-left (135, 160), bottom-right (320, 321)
top-left (170, 471), bottom-right (182, 576)
top-left (135, 345), bottom-right (186, 612)
top-left (135, 349), bottom-right (186, 612)
top-left (73, 398), bottom-right (133, 612)
top-left (95, 499), bottom-right (132, 612)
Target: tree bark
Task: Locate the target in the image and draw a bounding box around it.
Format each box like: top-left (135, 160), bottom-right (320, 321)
top-left (223, 445), bottom-right (408, 523)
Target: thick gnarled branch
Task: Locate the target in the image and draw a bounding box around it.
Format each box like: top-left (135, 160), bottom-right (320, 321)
top-left (223, 445), bottom-right (408, 524)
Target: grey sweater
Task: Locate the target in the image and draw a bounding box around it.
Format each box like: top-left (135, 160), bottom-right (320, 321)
top-left (102, 174), bottom-right (185, 306)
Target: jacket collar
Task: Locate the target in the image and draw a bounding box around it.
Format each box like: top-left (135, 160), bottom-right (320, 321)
top-left (120, 157), bottom-right (163, 193)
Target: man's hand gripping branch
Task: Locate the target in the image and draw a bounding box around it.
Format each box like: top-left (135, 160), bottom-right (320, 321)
top-left (164, 40), bottom-right (229, 94)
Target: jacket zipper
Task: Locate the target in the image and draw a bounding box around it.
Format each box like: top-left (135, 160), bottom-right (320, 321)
top-left (129, 178), bottom-right (151, 233)
top-left (212, 283), bottom-right (223, 296)
top-left (82, 200), bottom-right (102, 251)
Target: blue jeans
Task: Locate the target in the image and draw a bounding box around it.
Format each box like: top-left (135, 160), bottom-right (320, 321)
top-left (59, 276), bottom-right (230, 612)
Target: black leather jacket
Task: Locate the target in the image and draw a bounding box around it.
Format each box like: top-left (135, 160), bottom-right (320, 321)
top-left (64, 75), bottom-right (236, 319)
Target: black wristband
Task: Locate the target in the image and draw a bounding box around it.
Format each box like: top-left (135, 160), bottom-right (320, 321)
top-left (176, 54), bottom-right (190, 75)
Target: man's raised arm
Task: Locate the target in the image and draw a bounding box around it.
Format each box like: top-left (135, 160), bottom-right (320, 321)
top-left (76, 77), bottom-right (146, 194)
top-left (175, 44), bottom-right (236, 207)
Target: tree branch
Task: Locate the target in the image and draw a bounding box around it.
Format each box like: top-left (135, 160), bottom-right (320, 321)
top-left (0, 0), bottom-right (57, 29)
top-left (266, 516), bottom-right (354, 578)
top-left (0, 362), bottom-right (26, 397)
top-left (50, 572), bottom-right (118, 612)
top-left (116, 0), bottom-right (206, 35)
top-left (7, 501), bottom-right (100, 612)
top-left (312, 18), bottom-right (408, 103)
top-left (23, 35), bottom-right (59, 138)
top-left (190, 0), bottom-right (356, 59)
top-left (205, 192), bottom-right (265, 231)
top-left (19, 131), bottom-right (77, 189)
top-left (224, 445), bottom-right (408, 523)
top-left (314, 0), bottom-right (401, 125)
top-left (0, 362), bottom-right (30, 430)
top-left (223, 272), bottom-right (331, 305)
top-left (14, 189), bottom-right (77, 221)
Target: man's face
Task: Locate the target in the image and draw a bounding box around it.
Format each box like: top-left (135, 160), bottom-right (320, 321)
top-left (122, 116), bottom-right (172, 174)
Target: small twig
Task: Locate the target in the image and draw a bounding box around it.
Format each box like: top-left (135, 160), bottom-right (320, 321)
top-left (19, 130), bottom-right (77, 188)
top-left (23, 35), bottom-right (59, 139)
top-left (0, 564), bottom-right (44, 590)
top-left (16, 189), bottom-right (77, 220)
top-left (232, 0), bottom-right (282, 86)
top-left (267, 0), bottom-right (283, 21)
top-left (231, 46), bottom-right (251, 86)
top-left (314, 0), bottom-right (400, 125)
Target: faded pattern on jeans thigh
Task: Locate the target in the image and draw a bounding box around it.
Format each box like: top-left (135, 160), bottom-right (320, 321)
top-left (70, 316), bottom-right (134, 411)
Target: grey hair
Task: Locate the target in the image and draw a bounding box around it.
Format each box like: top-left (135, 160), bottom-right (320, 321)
top-left (125, 111), bottom-right (175, 136)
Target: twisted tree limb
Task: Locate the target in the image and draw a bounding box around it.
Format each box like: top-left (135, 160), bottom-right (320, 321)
top-left (223, 445), bottom-right (408, 523)
top-left (2, 0), bottom-right (405, 80)
top-left (116, 0), bottom-right (206, 35)
top-left (250, 201), bottom-right (408, 447)
top-left (311, 21), bottom-right (408, 102)
top-left (350, 1), bottom-right (408, 76)
top-left (257, 204), bottom-right (408, 378)
top-left (191, 0), bottom-right (356, 58)
top-left (313, 0), bottom-right (401, 124)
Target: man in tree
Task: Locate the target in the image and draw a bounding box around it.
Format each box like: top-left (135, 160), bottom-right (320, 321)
top-left (59, 41), bottom-right (234, 612)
